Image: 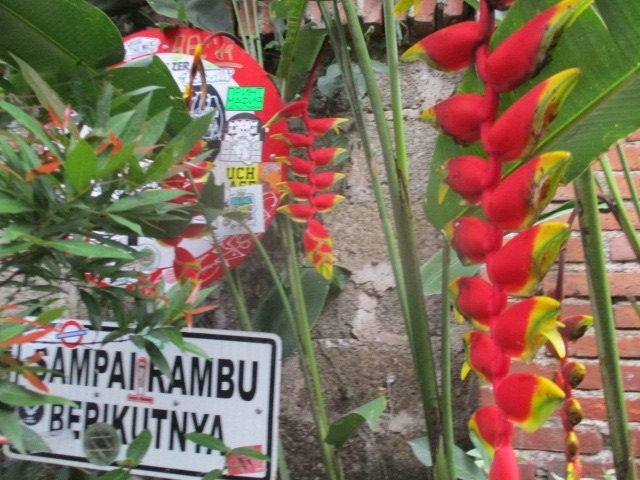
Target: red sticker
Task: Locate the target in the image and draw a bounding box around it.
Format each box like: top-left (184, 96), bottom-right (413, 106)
top-left (226, 445), bottom-right (266, 475)
top-left (118, 28), bottom-right (288, 288)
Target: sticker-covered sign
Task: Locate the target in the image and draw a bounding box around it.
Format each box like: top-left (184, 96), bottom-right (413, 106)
top-left (119, 28), bottom-right (288, 287)
top-left (4, 321), bottom-right (281, 480)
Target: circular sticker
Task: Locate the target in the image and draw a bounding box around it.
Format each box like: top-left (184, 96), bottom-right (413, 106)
top-left (82, 422), bottom-right (121, 466)
top-left (119, 28), bottom-right (288, 287)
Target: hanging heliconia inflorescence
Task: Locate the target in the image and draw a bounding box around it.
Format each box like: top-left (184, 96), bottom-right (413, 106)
top-left (403, 0), bottom-right (594, 478)
top-left (267, 98), bottom-right (347, 280)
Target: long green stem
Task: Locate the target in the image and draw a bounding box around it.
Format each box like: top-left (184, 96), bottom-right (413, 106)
top-left (617, 142), bottom-right (640, 223)
top-left (573, 168), bottom-right (637, 480)
top-left (439, 242), bottom-right (455, 480)
top-left (317, 0), bottom-right (410, 335)
top-left (281, 221), bottom-right (343, 480)
top-left (342, 0), bottom-right (445, 474)
top-left (599, 154), bottom-right (640, 260)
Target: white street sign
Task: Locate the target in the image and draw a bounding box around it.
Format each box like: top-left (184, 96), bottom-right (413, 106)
top-left (5, 321), bottom-right (281, 480)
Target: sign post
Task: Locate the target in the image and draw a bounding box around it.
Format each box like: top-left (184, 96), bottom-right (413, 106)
top-left (5, 321), bottom-right (281, 480)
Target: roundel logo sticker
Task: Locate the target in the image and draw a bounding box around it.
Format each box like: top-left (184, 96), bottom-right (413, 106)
top-left (56, 320), bottom-right (89, 349)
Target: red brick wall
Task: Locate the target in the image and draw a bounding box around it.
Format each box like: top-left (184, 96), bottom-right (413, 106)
top-left (481, 134), bottom-right (640, 479)
top-left (237, 0), bottom-right (468, 37)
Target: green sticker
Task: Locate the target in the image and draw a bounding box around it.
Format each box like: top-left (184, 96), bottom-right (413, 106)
top-left (226, 87), bottom-right (265, 111)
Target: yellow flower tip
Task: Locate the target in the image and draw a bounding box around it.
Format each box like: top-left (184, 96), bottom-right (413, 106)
top-left (541, 324), bottom-right (567, 359)
top-left (401, 43), bottom-right (426, 63)
top-left (461, 360), bottom-right (471, 380)
top-left (438, 181), bottom-right (450, 205)
top-left (418, 107), bottom-right (437, 126)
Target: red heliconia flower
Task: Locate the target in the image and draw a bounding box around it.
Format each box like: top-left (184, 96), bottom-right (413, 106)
top-left (443, 216), bottom-right (503, 265)
top-left (277, 203), bottom-right (316, 223)
top-left (439, 154), bottom-right (502, 204)
top-left (278, 181), bottom-right (316, 201)
top-left (308, 147), bottom-right (346, 166)
top-left (563, 397), bottom-right (584, 428)
top-left (486, 221), bottom-right (570, 296)
top-left (310, 193), bottom-right (345, 213)
top-left (482, 151), bottom-right (571, 230)
top-left (309, 172), bottom-right (345, 190)
top-left (307, 117), bottom-right (348, 136)
top-left (173, 246), bottom-right (201, 284)
top-left (558, 314), bottom-right (593, 342)
top-left (264, 99), bottom-right (308, 126)
top-left (561, 361), bottom-right (587, 389)
top-left (401, 20), bottom-right (483, 72)
top-left (483, 68), bottom-right (581, 163)
top-left (489, 445), bottom-right (520, 480)
top-left (304, 219), bottom-right (334, 280)
top-left (492, 296), bottom-right (565, 362)
top-left (271, 131), bottom-right (314, 148)
top-left (495, 372), bottom-right (565, 431)
top-left (462, 330), bottom-right (511, 385)
top-left (449, 276), bottom-right (507, 330)
top-left (469, 405), bottom-right (514, 460)
top-left (481, 0), bottom-right (591, 93)
top-left (277, 156), bottom-right (315, 177)
top-left (421, 93), bottom-right (485, 145)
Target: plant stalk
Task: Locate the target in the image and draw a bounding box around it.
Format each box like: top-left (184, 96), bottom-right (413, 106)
top-left (281, 221), bottom-right (343, 480)
top-left (439, 241), bottom-right (456, 479)
top-left (342, 0), bottom-right (445, 474)
top-left (573, 168), bottom-right (637, 480)
top-left (599, 154), bottom-right (640, 260)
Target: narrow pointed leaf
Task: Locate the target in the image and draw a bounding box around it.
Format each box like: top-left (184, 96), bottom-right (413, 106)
top-left (325, 396), bottom-right (387, 448)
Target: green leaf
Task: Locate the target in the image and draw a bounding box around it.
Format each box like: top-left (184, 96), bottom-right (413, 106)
top-left (184, 432), bottom-right (228, 453)
top-left (143, 339), bottom-right (172, 380)
top-left (0, 380), bottom-right (77, 407)
top-left (200, 174), bottom-right (225, 209)
top-left (107, 214), bottom-right (144, 237)
top-left (125, 429), bottom-right (152, 465)
top-left (202, 470), bottom-right (224, 480)
top-left (0, 0), bottom-right (123, 72)
top-left (408, 436), bottom-right (433, 467)
top-left (0, 199), bottom-right (33, 214)
top-left (325, 396), bottom-right (387, 449)
top-left (181, 341), bottom-right (211, 359)
top-left (44, 239), bottom-right (133, 260)
top-left (0, 410), bottom-right (51, 454)
top-left (252, 267), bottom-right (330, 358)
top-left (148, 111), bottom-right (214, 181)
top-left (282, 27), bottom-right (327, 100)
top-left (109, 56), bottom-right (191, 138)
top-left (65, 139), bottom-right (98, 195)
top-left (420, 248), bottom-right (481, 295)
top-left (453, 445), bottom-right (487, 480)
top-left (106, 190), bottom-right (187, 213)
top-left (148, 0), bottom-right (234, 34)
top-left (230, 447), bottom-right (270, 462)
top-left (36, 306), bottom-right (67, 324)
top-left (273, 0), bottom-right (309, 90)
top-left (0, 101), bottom-right (62, 159)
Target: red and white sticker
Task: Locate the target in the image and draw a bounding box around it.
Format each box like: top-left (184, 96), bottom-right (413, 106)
top-left (118, 28), bottom-right (288, 287)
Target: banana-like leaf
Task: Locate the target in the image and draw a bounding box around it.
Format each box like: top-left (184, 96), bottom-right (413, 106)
top-left (0, 0), bottom-right (123, 72)
top-left (325, 396), bottom-right (387, 449)
top-left (251, 266), bottom-right (331, 358)
top-left (147, 0), bottom-right (234, 34)
top-left (425, 1), bottom-right (640, 229)
top-left (272, 0), bottom-right (310, 96)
